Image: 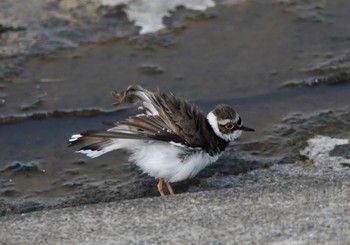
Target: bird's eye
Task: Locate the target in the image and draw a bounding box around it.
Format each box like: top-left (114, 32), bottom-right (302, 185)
top-left (225, 123), bottom-right (235, 130)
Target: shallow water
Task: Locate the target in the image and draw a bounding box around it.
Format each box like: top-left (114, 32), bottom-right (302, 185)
top-left (1, 0), bottom-right (350, 214)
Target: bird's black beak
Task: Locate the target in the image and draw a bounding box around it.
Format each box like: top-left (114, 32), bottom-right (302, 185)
top-left (239, 125), bottom-right (255, 132)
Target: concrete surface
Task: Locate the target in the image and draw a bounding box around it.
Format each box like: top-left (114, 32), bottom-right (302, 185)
top-left (1, 164), bottom-right (350, 245)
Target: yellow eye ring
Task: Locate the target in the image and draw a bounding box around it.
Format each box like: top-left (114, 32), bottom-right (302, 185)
top-left (225, 123), bottom-right (235, 130)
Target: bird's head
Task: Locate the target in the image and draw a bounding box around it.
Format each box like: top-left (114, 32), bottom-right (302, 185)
top-left (207, 104), bottom-right (254, 141)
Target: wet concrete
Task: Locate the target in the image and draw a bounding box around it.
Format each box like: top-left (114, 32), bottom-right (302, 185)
top-left (1, 0), bottom-right (350, 216)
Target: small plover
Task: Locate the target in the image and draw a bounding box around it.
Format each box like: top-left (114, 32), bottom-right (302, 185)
top-left (68, 85), bottom-right (254, 196)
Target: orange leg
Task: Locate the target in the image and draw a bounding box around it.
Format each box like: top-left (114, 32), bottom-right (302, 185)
top-left (165, 181), bottom-right (175, 195)
top-left (157, 178), bottom-right (165, 196)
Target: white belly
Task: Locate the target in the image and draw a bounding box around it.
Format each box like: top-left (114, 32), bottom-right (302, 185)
top-left (129, 142), bottom-right (220, 182)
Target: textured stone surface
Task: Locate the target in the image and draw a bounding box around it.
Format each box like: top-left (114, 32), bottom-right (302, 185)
top-left (1, 171), bottom-right (350, 244)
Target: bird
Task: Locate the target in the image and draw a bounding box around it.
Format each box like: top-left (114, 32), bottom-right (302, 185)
top-left (68, 85), bottom-right (254, 196)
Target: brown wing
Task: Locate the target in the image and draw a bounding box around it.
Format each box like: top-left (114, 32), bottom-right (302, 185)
top-left (112, 85), bottom-right (224, 152)
top-left (109, 114), bottom-right (188, 145)
top-left (69, 114), bottom-right (187, 147)
top-left (69, 85), bottom-right (227, 156)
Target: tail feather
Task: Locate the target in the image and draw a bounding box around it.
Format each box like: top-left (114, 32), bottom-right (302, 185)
top-left (68, 130), bottom-right (146, 158)
top-left (77, 140), bottom-right (121, 158)
top-left (68, 132), bottom-right (120, 158)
